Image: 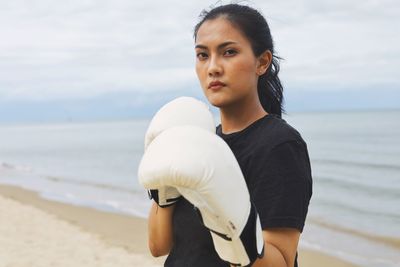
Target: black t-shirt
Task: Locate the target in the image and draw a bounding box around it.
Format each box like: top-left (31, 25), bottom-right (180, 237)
top-left (165, 113), bottom-right (313, 267)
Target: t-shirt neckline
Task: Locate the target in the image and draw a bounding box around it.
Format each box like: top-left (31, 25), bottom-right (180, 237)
top-left (217, 113), bottom-right (274, 139)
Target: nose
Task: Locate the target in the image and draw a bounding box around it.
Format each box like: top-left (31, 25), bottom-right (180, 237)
top-left (208, 56), bottom-right (223, 77)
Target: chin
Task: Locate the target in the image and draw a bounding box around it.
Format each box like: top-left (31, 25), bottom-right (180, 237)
top-left (205, 93), bottom-right (226, 108)
top-left (207, 95), bottom-right (236, 110)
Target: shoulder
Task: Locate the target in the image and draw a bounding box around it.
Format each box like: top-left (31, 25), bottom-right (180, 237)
top-left (247, 114), bottom-right (311, 175)
top-left (248, 115), bottom-right (312, 187)
top-left (215, 114), bottom-right (308, 162)
top-left (255, 114), bottom-right (306, 150)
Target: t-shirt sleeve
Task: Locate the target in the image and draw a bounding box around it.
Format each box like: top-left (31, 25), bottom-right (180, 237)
top-left (248, 140), bottom-right (313, 232)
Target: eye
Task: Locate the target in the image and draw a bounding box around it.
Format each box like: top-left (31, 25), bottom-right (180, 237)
top-left (224, 49), bottom-right (237, 56)
top-left (196, 52), bottom-right (208, 60)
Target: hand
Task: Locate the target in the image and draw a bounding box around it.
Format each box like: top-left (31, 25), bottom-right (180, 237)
top-left (139, 125), bottom-right (263, 266)
top-left (140, 96), bottom-right (215, 208)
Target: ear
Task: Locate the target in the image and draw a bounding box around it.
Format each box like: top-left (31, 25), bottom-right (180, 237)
top-left (256, 50), bottom-right (272, 76)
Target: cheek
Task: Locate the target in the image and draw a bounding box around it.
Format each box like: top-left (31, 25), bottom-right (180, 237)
top-left (195, 64), bottom-right (207, 87)
top-left (234, 59), bottom-right (257, 76)
top-left (232, 60), bottom-right (258, 87)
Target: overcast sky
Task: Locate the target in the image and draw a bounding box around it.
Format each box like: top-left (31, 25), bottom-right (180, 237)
top-left (0, 0), bottom-right (399, 120)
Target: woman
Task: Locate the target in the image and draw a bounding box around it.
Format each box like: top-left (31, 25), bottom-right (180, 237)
top-left (148, 4), bottom-right (312, 267)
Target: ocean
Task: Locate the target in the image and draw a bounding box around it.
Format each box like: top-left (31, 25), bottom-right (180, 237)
top-left (0, 110), bottom-right (399, 267)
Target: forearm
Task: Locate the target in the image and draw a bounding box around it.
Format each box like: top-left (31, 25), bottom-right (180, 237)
top-left (229, 242), bottom-right (287, 267)
top-left (148, 201), bottom-right (175, 257)
top-left (251, 241), bottom-right (287, 267)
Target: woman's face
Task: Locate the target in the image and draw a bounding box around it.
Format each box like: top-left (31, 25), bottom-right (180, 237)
top-left (195, 17), bottom-right (261, 109)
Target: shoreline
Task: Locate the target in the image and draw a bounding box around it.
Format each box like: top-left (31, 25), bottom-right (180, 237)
top-left (0, 183), bottom-right (359, 267)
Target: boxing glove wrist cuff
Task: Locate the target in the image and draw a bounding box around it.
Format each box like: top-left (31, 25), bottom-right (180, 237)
top-left (148, 189), bottom-right (182, 208)
top-left (240, 203), bottom-right (265, 265)
top-left (194, 203), bottom-right (264, 266)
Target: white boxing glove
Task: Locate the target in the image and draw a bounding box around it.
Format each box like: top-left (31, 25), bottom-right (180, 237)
top-left (138, 126), bottom-right (264, 266)
top-left (143, 96), bottom-right (215, 207)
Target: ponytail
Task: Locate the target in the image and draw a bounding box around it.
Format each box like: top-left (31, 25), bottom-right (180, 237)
top-left (258, 55), bottom-right (285, 117)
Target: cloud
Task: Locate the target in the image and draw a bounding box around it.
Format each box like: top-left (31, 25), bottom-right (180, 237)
top-left (259, 0), bottom-right (399, 90)
top-left (0, 0), bottom-right (398, 102)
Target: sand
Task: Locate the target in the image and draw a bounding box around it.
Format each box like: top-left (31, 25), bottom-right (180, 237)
top-left (0, 184), bottom-right (359, 267)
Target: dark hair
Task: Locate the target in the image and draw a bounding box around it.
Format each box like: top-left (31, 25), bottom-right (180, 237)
top-left (193, 3), bottom-right (285, 117)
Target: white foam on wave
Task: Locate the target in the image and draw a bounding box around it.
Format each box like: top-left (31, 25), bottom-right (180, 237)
top-left (0, 161), bottom-right (34, 173)
top-left (0, 164), bottom-right (151, 220)
top-left (37, 182), bottom-right (151, 219)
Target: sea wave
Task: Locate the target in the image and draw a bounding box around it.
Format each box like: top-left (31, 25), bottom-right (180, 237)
top-left (308, 218), bottom-right (400, 250)
top-left (313, 158), bottom-right (400, 171)
top-left (44, 175), bottom-right (142, 195)
top-left (316, 174), bottom-right (400, 197)
top-left (0, 161), bottom-right (34, 173)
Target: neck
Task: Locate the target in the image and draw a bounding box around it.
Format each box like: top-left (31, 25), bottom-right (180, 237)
top-left (219, 95), bottom-right (268, 134)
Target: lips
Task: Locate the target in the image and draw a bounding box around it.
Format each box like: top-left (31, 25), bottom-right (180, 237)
top-left (208, 81), bottom-right (226, 89)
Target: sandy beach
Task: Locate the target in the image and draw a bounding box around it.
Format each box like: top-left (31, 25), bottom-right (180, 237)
top-left (0, 184), bottom-right (359, 267)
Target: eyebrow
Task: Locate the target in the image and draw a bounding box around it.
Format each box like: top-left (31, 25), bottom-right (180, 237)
top-left (195, 41), bottom-right (238, 50)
